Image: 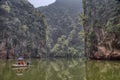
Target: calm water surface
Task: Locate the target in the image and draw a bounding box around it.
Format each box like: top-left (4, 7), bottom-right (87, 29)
top-left (0, 59), bottom-right (120, 80)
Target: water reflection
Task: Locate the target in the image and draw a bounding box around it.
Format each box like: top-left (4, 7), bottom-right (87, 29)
top-left (86, 60), bottom-right (120, 80)
top-left (12, 67), bottom-right (30, 76)
top-left (31, 59), bottom-right (86, 80)
top-left (0, 59), bottom-right (120, 80)
top-left (0, 59), bottom-right (86, 80)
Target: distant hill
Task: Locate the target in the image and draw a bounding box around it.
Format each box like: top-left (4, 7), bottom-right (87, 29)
top-left (38, 0), bottom-right (84, 57)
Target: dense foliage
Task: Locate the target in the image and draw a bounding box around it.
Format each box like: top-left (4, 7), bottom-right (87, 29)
top-left (39, 0), bottom-right (84, 57)
top-left (83, 0), bottom-right (120, 59)
top-left (0, 0), bottom-right (47, 59)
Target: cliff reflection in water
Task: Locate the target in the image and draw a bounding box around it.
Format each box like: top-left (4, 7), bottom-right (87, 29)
top-left (0, 59), bottom-right (86, 80)
top-left (0, 59), bottom-right (120, 80)
top-left (86, 61), bottom-right (120, 80)
top-left (30, 59), bottom-right (86, 80)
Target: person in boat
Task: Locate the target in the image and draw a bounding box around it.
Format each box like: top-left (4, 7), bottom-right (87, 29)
top-left (26, 60), bottom-right (31, 66)
top-left (17, 57), bottom-right (26, 65)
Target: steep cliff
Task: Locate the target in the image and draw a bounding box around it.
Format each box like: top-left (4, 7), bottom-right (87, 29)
top-left (0, 0), bottom-right (47, 59)
top-left (83, 0), bottom-right (120, 59)
top-left (39, 0), bottom-right (84, 57)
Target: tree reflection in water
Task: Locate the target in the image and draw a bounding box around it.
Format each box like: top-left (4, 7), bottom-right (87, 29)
top-left (0, 59), bottom-right (120, 80)
top-left (0, 59), bottom-right (86, 80)
top-left (32, 59), bottom-right (86, 80)
top-left (86, 60), bottom-right (120, 80)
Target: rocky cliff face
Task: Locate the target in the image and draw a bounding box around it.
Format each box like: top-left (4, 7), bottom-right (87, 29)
top-left (83, 0), bottom-right (120, 59)
top-left (0, 0), bottom-right (47, 59)
top-left (39, 0), bottom-right (84, 57)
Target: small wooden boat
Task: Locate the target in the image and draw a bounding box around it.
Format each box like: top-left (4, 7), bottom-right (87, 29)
top-left (11, 64), bottom-right (29, 68)
top-left (12, 57), bottom-right (30, 68)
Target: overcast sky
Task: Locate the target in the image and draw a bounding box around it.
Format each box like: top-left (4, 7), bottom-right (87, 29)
top-left (28, 0), bottom-right (56, 7)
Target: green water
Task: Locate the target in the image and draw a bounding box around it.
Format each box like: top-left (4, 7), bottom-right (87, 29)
top-left (0, 59), bottom-right (120, 80)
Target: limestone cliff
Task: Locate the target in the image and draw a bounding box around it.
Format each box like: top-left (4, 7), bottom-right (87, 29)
top-left (0, 0), bottom-right (47, 59)
top-left (83, 0), bottom-right (120, 59)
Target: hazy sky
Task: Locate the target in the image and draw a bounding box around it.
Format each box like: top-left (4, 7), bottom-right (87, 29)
top-left (28, 0), bottom-right (56, 7)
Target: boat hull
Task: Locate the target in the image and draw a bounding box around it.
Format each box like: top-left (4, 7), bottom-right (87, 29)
top-left (11, 64), bottom-right (28, 68)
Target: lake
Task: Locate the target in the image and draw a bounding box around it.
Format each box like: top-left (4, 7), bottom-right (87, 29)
top-left (0, 59), bottom-right (120, 80)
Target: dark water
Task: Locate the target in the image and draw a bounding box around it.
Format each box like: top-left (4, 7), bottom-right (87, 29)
top-left (0, 59), bottom-right (120, 80)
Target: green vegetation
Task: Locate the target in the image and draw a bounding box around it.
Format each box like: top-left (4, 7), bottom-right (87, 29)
top-left (1, 4), bottom-right (11, 13)
top-left (39, 0), bottom-right (84, 57)
top-left (20, 25), bottom-right (29, 32)
top-left (50, 28), bottom-right (84, 57)
top-left (79, 13), bottom-right (88, 25)
top-left (106, 16), bottom-right (120, 34)
top-left (0, 0), bottom-right (46, 58)
top-left (82, 0), bottom-right (120, 59)
top-left (78, 30), bottom-right (85, 42)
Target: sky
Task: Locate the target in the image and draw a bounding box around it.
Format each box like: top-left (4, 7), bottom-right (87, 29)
top-left (28, 0), bottom-right (56, 8)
